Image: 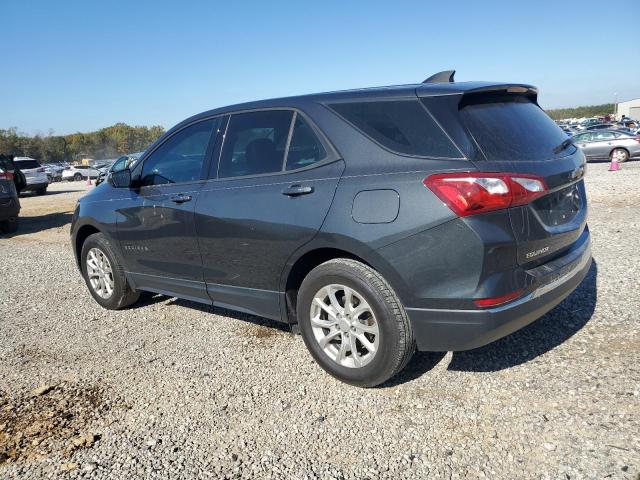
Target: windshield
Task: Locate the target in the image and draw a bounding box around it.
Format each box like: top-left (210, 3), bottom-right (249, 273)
top-left (459, 95), bottom-right (573, 161)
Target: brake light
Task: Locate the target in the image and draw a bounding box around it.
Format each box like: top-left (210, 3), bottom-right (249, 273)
top-left (37, 167), bottom-right (45, 173)
top-left (474, 290), bottom-right (524, 308)
top-left (0, 171), bottom-right (13, 180)
top-left (424, 172), bottom-right (548, 217)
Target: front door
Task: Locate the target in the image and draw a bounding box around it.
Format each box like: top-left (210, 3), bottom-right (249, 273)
top-left (115, 117), bottom-right (221, 302)
top-left (194, 110), bottom-right (344, 320)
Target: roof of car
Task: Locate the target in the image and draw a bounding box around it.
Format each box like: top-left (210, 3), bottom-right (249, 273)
top-left (170, 80), bottom-right (537, 134)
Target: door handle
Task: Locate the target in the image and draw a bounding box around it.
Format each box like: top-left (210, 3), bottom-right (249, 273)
top-left (170, 193), bottom-right (192, 203)
top-left (281, 185), bottom-right (314, 197)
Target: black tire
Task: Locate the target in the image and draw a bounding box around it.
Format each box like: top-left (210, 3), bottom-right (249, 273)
top-left (36, 187), bottom-right (47, 196)
top-left (81, 232), bottom-right (140, 309)
top-left (610, 148), bottom-right (629, 163)
top-left (297, 258), bottom-right (415, 387)
top-left (0, 218), bottom-right (18, 234)
top-left (74, 173), bottom-right (82, 181)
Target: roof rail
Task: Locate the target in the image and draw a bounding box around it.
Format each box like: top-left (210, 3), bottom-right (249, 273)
top-left (422, 70), bottom-right (455, 84)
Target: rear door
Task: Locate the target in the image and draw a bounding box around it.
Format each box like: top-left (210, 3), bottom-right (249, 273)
top-left (195, 109), bottom-right (344, 320)
top-left (115, 118), bottom-right (220, 302)
top-left (422, 89), bottom-right (588, 267)
top-left (588, 131), bottom-right (616, 159)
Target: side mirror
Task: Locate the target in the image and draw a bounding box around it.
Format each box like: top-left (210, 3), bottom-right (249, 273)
top-left (109, 168), bottom-right (132, 188)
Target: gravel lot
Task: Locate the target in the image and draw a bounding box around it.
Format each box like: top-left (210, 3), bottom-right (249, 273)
top-left (1, 164), bottom-right (639, 480)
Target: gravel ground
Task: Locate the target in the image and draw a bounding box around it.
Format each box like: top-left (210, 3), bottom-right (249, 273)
top-left (0, 165), bottom-right (638, 480)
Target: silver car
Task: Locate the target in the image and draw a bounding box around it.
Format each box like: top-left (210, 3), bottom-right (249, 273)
top-left (572, 129), bottom-right (640, 162)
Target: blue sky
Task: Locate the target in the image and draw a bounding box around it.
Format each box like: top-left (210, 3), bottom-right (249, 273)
top-left (2, 0), bottom-right (638, 135)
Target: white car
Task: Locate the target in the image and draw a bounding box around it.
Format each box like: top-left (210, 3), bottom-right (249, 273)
top-left (13, 157), bottom-right (49, 195)
top-left (62, 165), bottom-right (103, 181)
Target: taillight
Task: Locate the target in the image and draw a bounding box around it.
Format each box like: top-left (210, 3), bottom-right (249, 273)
top-left (37, 167), bottom-right (45, 173)
top-left (424, 172), bottom-right (548, 217)
top-left (474, 290), bottom-right (524, 308)
top-left (0, 171), bottom-right (13, 180)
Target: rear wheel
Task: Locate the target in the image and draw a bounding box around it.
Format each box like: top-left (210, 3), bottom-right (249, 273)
top-left (81, 232), bottom-right (140, 309)
top-left (297, 259), bottom-right (415, 387)
top-left (611, 148), bottom-right (629, 163)
top-left (74, 172), bottom-right (83, 181)
top-left (36, 187), bottom-right (47, 195)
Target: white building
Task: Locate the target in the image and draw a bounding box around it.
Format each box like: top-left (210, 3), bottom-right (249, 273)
top-left (617, 98), bottom-right (640, 120)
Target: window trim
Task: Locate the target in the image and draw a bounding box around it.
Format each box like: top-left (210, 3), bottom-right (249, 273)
top-left (323, 98), bottom-right (466, 160)
top-left (210, 107), bottom-right (341, 182)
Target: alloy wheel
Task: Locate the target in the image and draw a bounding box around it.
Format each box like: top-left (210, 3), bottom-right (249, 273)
top-left (86, 247), bottom-right (115, 299)
top-left (309, 284), bottom-right (380, 368)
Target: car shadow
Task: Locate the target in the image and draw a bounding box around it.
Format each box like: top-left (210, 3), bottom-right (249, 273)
top-left (447, 260), bottom-right (597, 373)
top-left (0, 212), bottom-right (73, 238)
top-left (19, 189), bottom-right (80, 197)
top-left (139, 294), bottom-right (290, 333)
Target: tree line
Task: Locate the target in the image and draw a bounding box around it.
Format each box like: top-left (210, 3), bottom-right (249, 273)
top-left (545, 103), bottom-right (615, 120)
top-left (0, 123), bottom-right (166, 163)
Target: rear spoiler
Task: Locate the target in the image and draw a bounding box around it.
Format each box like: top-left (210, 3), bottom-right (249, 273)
top-left (416, 82), bottom-right (539, 105)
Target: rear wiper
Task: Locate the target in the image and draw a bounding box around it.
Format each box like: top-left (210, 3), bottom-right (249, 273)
top-left (553, 138), bottom-right (574, 154)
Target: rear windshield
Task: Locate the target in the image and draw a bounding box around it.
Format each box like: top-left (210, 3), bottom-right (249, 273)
top-left (329, 100), bottom-right (462, 158)
top-left (458, 95), bottom-right (573, 161)
top-left (14, 159), bottom-right (41, 169)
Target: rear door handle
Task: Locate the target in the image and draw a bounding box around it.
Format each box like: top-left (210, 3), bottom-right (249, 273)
top-left (170, 193), bottom-right (192, 203)
top-left (281, 185), bottom-right (314, 197)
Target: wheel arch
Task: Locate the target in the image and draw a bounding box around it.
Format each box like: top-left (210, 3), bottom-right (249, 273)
top-left (280, 241), bottom-right (408, 325)
top-left (74, 224), bottom-right (101, 268)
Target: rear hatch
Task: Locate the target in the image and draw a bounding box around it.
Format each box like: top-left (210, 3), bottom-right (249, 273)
top-left (14, 158), bottom-right (48, 185)
top-left (419, 86), bottom-right (587, 266)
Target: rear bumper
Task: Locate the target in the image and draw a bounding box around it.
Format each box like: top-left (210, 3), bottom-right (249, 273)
top-left (21, 181), bottom-right (48, 191)
top-left (407, 235), bottom-right (592, 351)
top-left (0, 197), bottom-right (20, 221)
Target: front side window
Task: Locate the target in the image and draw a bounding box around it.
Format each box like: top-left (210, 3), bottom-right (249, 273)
top-left (286, 115), bottom-right (327, 170)
top-left (111, 156), bottom-right (128, 172)
top-left (329, 100), bottom-right (461, 158)
top-left (141, 118), bottom-right (217, 186)
top-left (218, 110), bottom-right (293, 178)
top-left (593, 131), bottom-right (614, 141)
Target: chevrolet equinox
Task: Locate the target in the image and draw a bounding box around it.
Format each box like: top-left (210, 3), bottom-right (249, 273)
top-left (71, 71), bottom-right (591, 387)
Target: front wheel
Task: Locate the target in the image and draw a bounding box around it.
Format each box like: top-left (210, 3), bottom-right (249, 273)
top-left (611, 148), bottom-right (629, 163)
top-left (297, 259), bottom-right (415, 387)
top-left (0, 218), bottom-right (18, 234)
top-left (81, 232), bottom-right (140, 309)
top-left (74, 173), bottom-right (83, 181)
top-left (36, 187), bottom-right (47, 196)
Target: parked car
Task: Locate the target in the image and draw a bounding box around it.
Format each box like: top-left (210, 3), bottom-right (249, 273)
top-left (62, 164), bottom-right (102, 181)
top-left (71, 72), bottom-right (592, 387)
top-left (44, 164), bottom-right (64, 182)
top-left (13, 157), bottom-right (48, 195)
top-left (0, 155), bottom-right (21, 233)
top-left (95, 153), bottom-right (142, 186)
top-left (572, 129), bottom-right (640, 162)
top-left (585, 123), bottom-right (614, 131)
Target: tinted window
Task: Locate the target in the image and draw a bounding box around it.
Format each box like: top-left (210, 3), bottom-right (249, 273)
top-left (329, 100), bottom-right (460, 158)
top-left (286, 115), bottom-right (327, 170)
top-left (218, 110), bottom-right (293, 178)
top-left (459, 95), bottom-right (572, 161)
top-left (141, 118), bottom-right (217, 186)
top-left (14, 159), bottom-right (40, 169)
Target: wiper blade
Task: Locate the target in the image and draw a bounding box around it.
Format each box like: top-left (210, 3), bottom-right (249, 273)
top-left (553, 138), bottom-right (574, 154)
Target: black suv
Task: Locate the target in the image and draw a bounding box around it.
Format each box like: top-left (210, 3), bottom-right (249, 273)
top-left (71, 72), bottom-right (591, 386)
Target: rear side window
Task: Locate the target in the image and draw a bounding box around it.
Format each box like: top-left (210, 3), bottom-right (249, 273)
top-left (458, 95), bottom-right (572, 161)
top-left (15, 160), bottom-right (40, 169)
top-left (218, 110), bottom-right (293, 178)
top-left (329, 100), bottom-right (461, 158)
top-left (286, 115), bottom-right (326, 170)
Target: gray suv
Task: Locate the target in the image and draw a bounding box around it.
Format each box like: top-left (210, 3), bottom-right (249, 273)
top-left (71, 72), bottom-right (592, 386)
